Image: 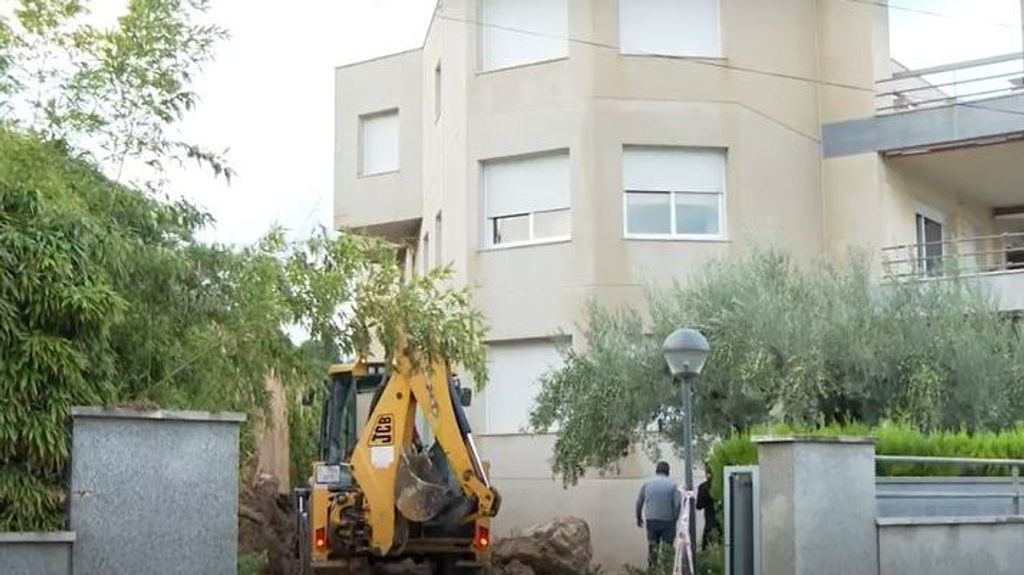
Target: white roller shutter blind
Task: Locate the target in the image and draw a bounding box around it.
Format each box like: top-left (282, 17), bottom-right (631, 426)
top-left (485, 340), bottom-right (564, 434)
top-left (483, 152), bottom-right (570, 219)
top-left (623, 147), bottom-right (724, 192)
top-left (619, 0), bottom-right (721, 58)
top-left (480, 0), bottom-right (569, 71)
top-left (360, 110), bottom-right (399, 175)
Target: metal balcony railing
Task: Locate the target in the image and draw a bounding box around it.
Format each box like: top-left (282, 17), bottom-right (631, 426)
top-left (877, 52), bottom-right (1024, 114)
top-left (881, 232), bottom-right (1024, 279)
top-left (876, 455), bottom-right (1024, 517)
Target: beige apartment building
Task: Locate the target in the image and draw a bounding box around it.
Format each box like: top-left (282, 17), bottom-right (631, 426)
top-left (335, 0), bottom-right (1024, 568)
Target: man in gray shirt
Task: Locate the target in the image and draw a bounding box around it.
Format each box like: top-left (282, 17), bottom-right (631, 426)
top-left (636, 461), bottom-right (681, 568)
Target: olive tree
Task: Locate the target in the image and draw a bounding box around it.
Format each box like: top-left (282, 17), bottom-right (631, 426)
top-left (530, 249), bottom-right (1024, 484)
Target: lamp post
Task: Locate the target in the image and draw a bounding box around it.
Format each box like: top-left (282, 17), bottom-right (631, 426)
top-left (662, 328), bottom-right (710, 575)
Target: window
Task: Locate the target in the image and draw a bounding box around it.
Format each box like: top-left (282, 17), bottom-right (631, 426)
top-left (915, 213), bottom-right (944, 276)
top-left (619, 0), bottom-right (721, 58)
top-left (434, 212), bottom-right (443, 265)
top-left (482, 150), bottom-right (571, 247)
top-left (622, 146), bottom-right (725, 239)
top-left (434, 62), bottom-right (442, 122)
top-left (359, 109), bottom-right (399, 176)
top-left (479, 0), bottom-right (568, 72)
top-left (485, 340), bottom-right (564, 434)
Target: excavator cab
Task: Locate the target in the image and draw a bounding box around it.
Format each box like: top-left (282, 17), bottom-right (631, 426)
top-left (295, 357), bottom-right (495, 574)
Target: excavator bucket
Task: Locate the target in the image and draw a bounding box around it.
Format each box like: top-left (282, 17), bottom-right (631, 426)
top-left (395, 449), bottom-right (449, 522)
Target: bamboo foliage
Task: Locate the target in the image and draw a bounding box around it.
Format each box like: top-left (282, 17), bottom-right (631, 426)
top-left (0, 0), bottom-right (488, 530)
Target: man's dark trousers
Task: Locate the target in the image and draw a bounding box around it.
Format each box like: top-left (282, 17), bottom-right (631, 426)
top-left (645, 519), bottom-right (675, 568)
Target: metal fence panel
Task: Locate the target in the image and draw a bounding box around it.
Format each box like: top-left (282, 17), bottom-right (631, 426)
top-left (877, 477), bottom-right (1022, 518)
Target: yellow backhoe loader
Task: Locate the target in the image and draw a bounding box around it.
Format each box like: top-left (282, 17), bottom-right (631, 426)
top-left (295, 352), bottom-right (500, 574)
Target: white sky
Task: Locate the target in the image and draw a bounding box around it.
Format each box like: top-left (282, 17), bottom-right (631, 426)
top-left (88, 0), bottom-right (1020, 247)
top-left (889, 0), bottom-right (1020, 68)
top-left (162, 0), bottom-right (436, 246)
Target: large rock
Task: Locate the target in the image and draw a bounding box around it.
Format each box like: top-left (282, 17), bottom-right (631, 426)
top-left (493, 560), bottom-right (536, 575)
top-left (493, 517), bottom-right (592, 575)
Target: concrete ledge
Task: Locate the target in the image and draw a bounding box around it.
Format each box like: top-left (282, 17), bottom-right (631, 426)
top-left (878, 515), bottom-right (1024, 527)
top-left (0, 532), bottom-right (75, 543)
top-left (822, 93), bottom-right (1024, 157)
top-left (752, 435), bottom-right (875, 445)
top-left (71, 406), bottom-right (246, 423)
top-left (0, 532), bottom-right (75, 575)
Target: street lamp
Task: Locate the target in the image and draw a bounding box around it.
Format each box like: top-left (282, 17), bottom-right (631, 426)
top-left (662, 328), bottom-right (710, 574)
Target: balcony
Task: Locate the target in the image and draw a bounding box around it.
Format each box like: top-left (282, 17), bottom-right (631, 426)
top-left (876, 53), bottom-right (1024, 115)
top-left (881, 231), bottom-right (1024, 311)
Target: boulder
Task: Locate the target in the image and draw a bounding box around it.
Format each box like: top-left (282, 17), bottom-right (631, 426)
top-left (493, 560), bottom-right (536, 575)
top-left (493, 517), bottom-right (593, 575)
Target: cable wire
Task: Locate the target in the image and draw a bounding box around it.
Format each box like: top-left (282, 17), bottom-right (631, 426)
top-left (435, 5), bottom-right (1024, 121)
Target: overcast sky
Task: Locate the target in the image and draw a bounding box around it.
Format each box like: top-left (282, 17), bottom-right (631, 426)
top-left (163, 0), bottom-right (435, 245)
top-left (145, 0), bottom-right (1020, 246)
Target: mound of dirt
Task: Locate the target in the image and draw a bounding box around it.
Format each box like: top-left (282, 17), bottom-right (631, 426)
top-left (492, 516), bottom-right (593, 575)
top-left (239, 473), bottom-right (299, 575)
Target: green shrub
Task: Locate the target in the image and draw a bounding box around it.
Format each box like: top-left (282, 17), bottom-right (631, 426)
top-left (622, 542), bottom-right (724, 575)
top-left (237, 551), bottom-right (267, 575)
top-left (707, 421), bottom-right (1024, 502)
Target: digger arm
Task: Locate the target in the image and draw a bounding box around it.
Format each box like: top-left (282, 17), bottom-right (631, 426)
top-left (350, 354), bottom-right (497, 555)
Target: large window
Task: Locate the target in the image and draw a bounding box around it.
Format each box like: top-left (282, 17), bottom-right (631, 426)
top-left (619, 0), bottom-right (721, 58)
top-left (482, 151), bottom-right (570, 247)
top-left (623, 146), bottom-right (725, 240)
top-left (485, 340), bottom-right (564, 434)
top-left (359, 109), bottom-right (399, 176)
top-left (479, 0), bottom-right (569, 72)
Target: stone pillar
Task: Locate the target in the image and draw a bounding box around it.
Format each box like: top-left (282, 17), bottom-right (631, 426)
top-left (757, 437), bottom-right (877, 575)
top-left (70, 407), bottom-right (246, 575)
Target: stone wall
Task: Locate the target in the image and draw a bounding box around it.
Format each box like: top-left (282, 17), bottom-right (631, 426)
top-left (0, 532), bottom-right (74, 575)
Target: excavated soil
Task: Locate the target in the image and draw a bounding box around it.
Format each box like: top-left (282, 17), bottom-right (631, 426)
top-left (239, 474), bottom-right (300, 575)
top-left (238, 477), bottom-right (594, 575)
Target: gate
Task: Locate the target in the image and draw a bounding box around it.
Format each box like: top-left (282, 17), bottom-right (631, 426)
top-left (723, 466), bottom-right (760, 575)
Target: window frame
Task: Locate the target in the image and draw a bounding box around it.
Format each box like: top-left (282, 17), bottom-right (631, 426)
top-left (480, 149), bottom-right (572, 250)
top-left (483, 337), bottom-right (568, 434)
top-left (358, 108), bottom-right (400, 177)
top-left (621, 147), bottom-right (727, 242)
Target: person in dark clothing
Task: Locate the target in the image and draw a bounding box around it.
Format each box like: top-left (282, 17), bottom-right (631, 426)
top-left (636, 461), bottom-right (681, 568)
top-left (696, 463), bottom-right (722, 549)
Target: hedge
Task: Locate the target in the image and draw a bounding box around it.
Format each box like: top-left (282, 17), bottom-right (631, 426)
top-left (707, 422), bottom-right (1024, 503)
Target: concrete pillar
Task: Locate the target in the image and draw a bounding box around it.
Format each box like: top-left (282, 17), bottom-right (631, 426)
top-left (70, 407), bottom-right (246, 575)
top-left (757, 437), bottom-right (877, 575)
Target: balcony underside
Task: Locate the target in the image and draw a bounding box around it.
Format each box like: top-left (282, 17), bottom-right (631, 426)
top-left (340, 217), bottom-right (421, 245)
top-left (886, 139), bottom-right (1024, 209)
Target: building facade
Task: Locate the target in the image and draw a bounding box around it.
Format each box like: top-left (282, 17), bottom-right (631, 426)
top-left (335, 0), bottom-right (1024, 567)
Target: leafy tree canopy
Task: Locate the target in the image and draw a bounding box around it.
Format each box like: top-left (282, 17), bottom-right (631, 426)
top-left (530, 249), bottom-right (1024, 485)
